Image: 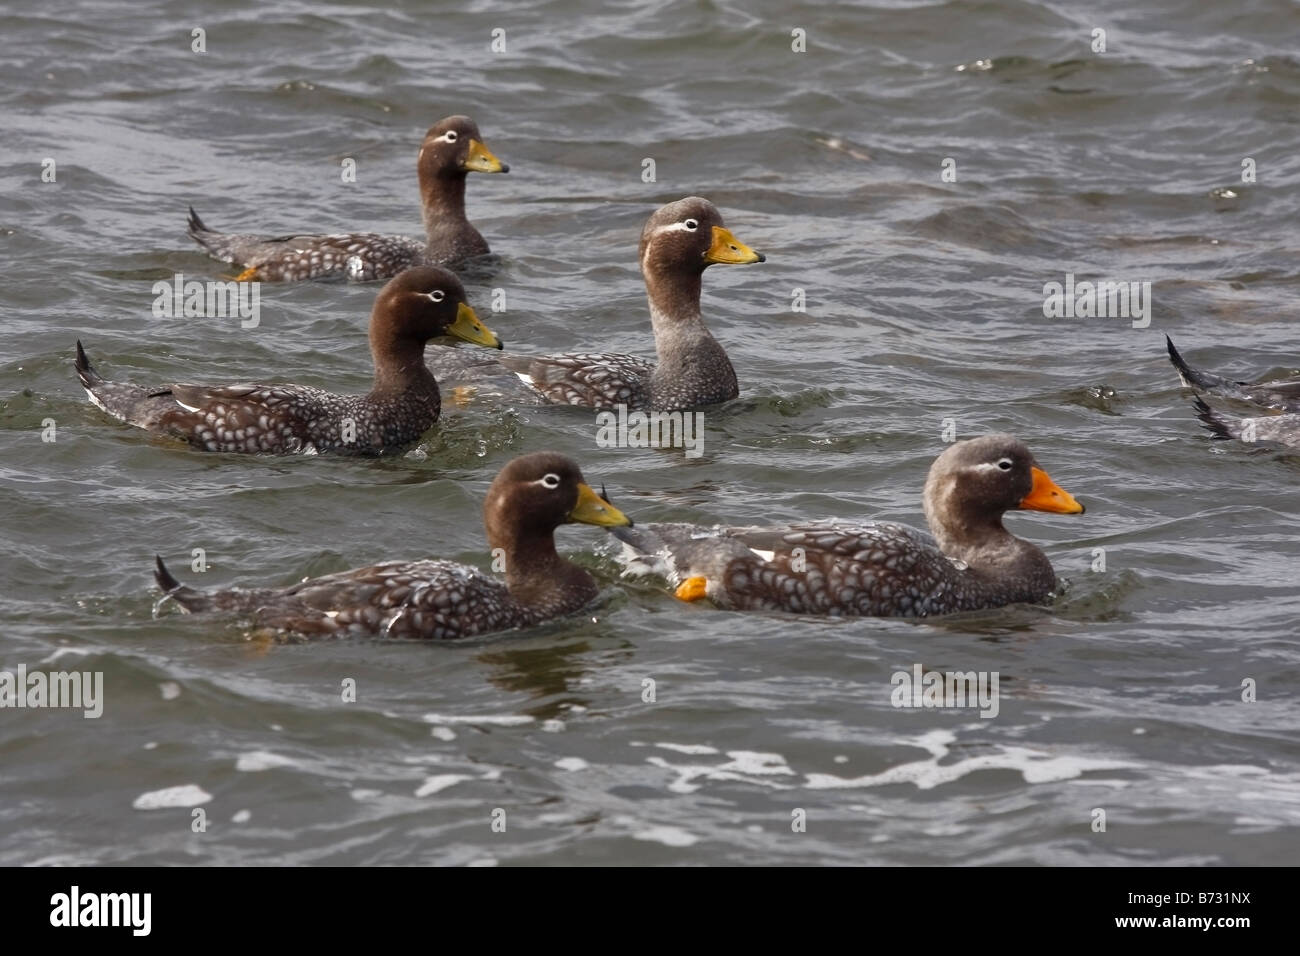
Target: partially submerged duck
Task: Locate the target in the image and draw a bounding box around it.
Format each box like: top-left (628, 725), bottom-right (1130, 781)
top-left (1192, 397), bottom-right (1300, 449)
top-left (1166, 336), bottom-right (1300, 448)
top-left (1166, 335), bottom-right (1300, 412)
top-left (188, 115), bottom-right (509, 281)
top-left (76, 266), bottom-right (502, 455)
top-left (612, 435), bottom-right (1085, 618)
top-left (154, 452), bottom-right (632, 639)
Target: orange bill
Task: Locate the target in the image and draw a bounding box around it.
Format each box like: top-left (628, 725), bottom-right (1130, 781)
top-left (1019, 467), bottom-right (1085, 514)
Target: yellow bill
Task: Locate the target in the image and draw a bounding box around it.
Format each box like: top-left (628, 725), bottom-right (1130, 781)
top-left (463, 139), bottom-right (509, 173)
top-left (446, 302), bottom-right (503, 349)
top-left (570, 483), bottom-right (632, 527)
top-left (705, 226), bottom-right (765, 264)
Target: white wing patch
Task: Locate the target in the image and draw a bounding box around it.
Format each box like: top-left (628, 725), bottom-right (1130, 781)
top-left (616, 540), bottom-right (680, 581)
top-left (83, 388), bottom-right (108, 413)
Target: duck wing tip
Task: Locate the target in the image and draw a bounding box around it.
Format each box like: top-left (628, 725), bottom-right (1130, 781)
top-left (1192, 396), bottom-right (1235, 441)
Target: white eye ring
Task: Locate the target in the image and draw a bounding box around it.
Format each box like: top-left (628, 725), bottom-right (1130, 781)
top-left (539, 473), bottom-right (561, 489)
top-left (426, 290), bottom-right (445, 303)
top-left (444, 130), bottom-right (458, 143)
top-left (997, 458), bottom-right (1013, 471)
top-left (683, 218), bottom-right (699, 231)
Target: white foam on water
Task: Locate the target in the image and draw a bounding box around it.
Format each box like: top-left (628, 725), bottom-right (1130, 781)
top-left (540, 719), bottom-right (566, 733)
top-left (653, 742), bottom-right (719, 755)
top-left (159, 682), bottom-right (181, 700)
top-left (804, 729), bottom-right (1139, 791)
top-left (422, 713), bottom-right (534, 726)
top-left (722, 751), bottom-right (796, 777)
top-left (235, 750), bottom-right (299, 772)
top-left (415, 774), bottom-right (472, 796)
top-left (132, 784), bottom-right (212, 810)
top-left (1072, 779), bottom-right (1133, 788)
top-left (232, 809), bottom-right (251, 823)
top-left (632, 825), bottom-right (698, 847)
top-left (555, 757), bottom-right (588, 772)
top-left (40, 647), bottom-right (91, 664)
top-left (430, 726), bottom-right (456, 741)
top-left (647, 750), bottom-right (796, 794)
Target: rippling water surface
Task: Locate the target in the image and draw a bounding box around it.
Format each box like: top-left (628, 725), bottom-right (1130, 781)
top-left (1, 0), bottom-right (1298, 865)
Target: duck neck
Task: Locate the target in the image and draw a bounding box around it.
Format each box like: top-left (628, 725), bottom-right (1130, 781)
top-left (929, 511), bottom-right (1056, 596)
top-left (643, 268), bottom-right (737, 406)
top-left (420, 172), bottom-right (469, 238)
top-left (492, 526), bottom-right (597, 612)
top-left (369, 332), bottom-right (438, 400)
top-left (646, 268), bottom-right (727, 362)
top-left (930, 511), bottom-right (1015, 563)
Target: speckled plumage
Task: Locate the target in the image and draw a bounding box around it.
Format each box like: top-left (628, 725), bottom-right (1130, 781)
top-left (1167, 336), bottom-right (1300, 413)
top-left (188, 116), bottom-right (508, 282)
top-left (157, 559), bottom-right (569, 640)
top-left (613, 435), bottom-right (1086, 619)
top-left (153, 452), bottom-right (632, 640)
top-left (499, 197), bottom-right (764, 411)
top-left (75, 266), bottom-right (501, 456)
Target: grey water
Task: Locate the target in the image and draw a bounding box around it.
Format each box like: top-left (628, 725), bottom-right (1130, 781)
top-left (1, 0), bottom-right (1298, 865)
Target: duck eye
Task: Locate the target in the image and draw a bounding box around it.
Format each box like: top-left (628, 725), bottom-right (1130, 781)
top-left (683, 218), bottom-right (699, 231)
top-left (539, 473), bottom-right (561, 489)
top-left (444, 130), bottom-right (458, 143)
top-left (997, 458), bottom-right (1013, 471)
top-left (426, 290), bottom-right (445, 303)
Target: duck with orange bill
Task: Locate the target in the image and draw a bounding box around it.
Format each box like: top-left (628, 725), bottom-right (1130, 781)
top-left (611, 435), bottom-right (1085, 618)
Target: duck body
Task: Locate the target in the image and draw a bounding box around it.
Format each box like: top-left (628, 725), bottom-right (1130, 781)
top-left (75, 266), bottom-right (502, 456)
top-left (186, 218), bottom-right (437, 283)
top-left (498, 197), bottom-right (762, 412)
top-left (613, 435), bottom-right (1085, 618)
top-left (154, 452), bottom-right (632, 640)
top-left (75, 364), bottom-right (438, 455)
top-left (1193, 397), bottom-right (1300, 448)
top-left (614, 519), bottom-right (1056, 617)
top-left (156, 557), bottom-right (577, 639)
top-left (188, 116), bottom-right (508, 282)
